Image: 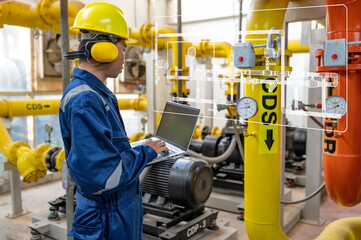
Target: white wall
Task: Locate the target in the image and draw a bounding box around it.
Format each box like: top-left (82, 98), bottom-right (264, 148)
top-left (81, 0), bottom-right (149, 28)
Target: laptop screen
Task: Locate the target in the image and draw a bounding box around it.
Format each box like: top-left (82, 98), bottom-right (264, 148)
top-left (156, 101), bottom-right (200, 150)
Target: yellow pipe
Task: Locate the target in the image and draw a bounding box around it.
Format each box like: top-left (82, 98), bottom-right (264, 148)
top-left (0, 0), bottom-right (84, 34)
top-left (244, 0), bottom-right (290, 239)
top-left (130, 25), bottom-right (235, 97)
top-left (128, 132), bottom-right (146, 143)
top-left (117, 94), bottom-right (147, 111)
top-left (194, 40), bottom-right (232, 66)
top-left (0, 118), bottom-right (13, 158)
top-left (0, 96), bottom-right (147, 118)
top-left (211, 126), bottom-right (222, 136)
top-left (288, 39), bottom-right (310, 53)
top-left (193, 125), bottom-right (202, 139)
top-left (0, 99), bottom-right (60, 118)
top-left (316, 217), bottom-right (361, 240)
top-left (0, 119), bottom-right (64, 183)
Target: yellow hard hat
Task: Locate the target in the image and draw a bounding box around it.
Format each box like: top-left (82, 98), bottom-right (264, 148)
top-left (70, 2), bottom-right (129, 40)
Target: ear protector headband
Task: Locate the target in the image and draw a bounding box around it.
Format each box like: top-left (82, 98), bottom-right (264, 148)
top-left (64, 33), bottom-right (119, 63)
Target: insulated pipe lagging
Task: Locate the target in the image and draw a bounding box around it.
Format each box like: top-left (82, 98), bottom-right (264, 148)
top-left (187, 137), bottom-right (237, 164)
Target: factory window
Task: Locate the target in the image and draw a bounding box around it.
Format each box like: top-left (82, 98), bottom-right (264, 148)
top-left (0, 25), bottom-right (31, 92)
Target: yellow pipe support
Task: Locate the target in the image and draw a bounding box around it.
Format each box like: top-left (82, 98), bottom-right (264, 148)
top-left (288, 39), bottom-right (310, 54)
top-left (244, 0), bottom-right (290, 239)
top-left (316, 217), bottom-right (361, 240)
top-left (0, 0), bottom-right (84, 34)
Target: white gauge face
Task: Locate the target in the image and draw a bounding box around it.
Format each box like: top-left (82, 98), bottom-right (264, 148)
top-left (237, 97), bottom-right (258, 119)
top-left (325, 95), bottom-right (347, 118)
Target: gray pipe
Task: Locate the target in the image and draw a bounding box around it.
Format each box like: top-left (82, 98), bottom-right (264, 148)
top-left (177, 0), bottom-right (182, 98)
top-left (60, 1), bottom-right (73, 239)
top-left (187, 137), bottom-right (237, 164)
top-left (226, 107), bottom-right (245, 164)
top-left (61, 0), bottom-right (70, 91)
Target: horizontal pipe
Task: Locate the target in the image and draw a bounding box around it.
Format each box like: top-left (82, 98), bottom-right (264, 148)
top-left (0, 0), bottom-right (84, 34)
top-left (0, 96), bottom-right (147, 117)
top-left (288, 39), bottom-right (310, 53)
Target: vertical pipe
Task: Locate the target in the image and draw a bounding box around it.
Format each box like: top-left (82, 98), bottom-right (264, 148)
top-left (0, 119), bottom-right (13, 158)
top-left (244, 0), bottom-right (290, 239)
top-left (236, 0), bottom-right (243, 112)
top-left (60, 0), bottom-right (73, 239)
top-left (321, 0), bottom-right (361, 207)
top-left (61, 0), bottom-right (70, 91)
top-left (176, 0), bottom-right (182, 99)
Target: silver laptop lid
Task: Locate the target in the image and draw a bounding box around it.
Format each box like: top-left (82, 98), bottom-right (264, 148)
top-left (156, 101), bottom-right (200, 151)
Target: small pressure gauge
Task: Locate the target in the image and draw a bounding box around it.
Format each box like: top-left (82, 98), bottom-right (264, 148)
top-left (45, 123), bottom-right (53, 134)
top-left (237, 97), bottom-right (258, 119)
top-left (325, 95), bottom-right (347, 118)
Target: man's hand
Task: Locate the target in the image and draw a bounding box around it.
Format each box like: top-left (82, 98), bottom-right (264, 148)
top-left (144, 139), bottom-right (169, 154)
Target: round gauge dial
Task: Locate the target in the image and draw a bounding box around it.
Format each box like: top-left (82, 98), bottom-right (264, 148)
top-left (44, 123), bottom-right (53, 134)
top-left (325, 95), bottom-right (347, 117)
top-left (236, 97), bottom-right (258, 119)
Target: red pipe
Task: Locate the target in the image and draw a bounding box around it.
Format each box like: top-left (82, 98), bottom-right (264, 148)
top-left (316, 0), bottom-right (361, 207)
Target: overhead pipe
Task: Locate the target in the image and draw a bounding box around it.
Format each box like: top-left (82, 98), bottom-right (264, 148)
top-left (0, 96), bottom-right (148, 118)
top-left (243, 0), bottom-right (290, 239)
top-left (130, 24), bottom-right (234, 98)
top-left (0, 0), bottom-right (84, 34)
top-left (316, 0), bottom-right (361, 207)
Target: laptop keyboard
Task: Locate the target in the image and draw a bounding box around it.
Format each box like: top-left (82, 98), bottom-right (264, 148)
top-left (130, 138), bottom-right (182, 159)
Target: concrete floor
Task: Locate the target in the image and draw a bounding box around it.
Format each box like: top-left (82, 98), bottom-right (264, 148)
top-left (0, 180), bottom-right (361, 240)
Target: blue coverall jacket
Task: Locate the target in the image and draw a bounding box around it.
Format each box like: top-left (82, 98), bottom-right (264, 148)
top-left (59, 68), bottom-right (157, 240)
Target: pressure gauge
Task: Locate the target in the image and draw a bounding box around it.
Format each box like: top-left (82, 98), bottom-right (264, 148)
top-left (44, 123), bottom-right (53, 134)
top-left (325, 95), bottom-right (347, 118)
top-left (237, 97), bottom-right (258, 119)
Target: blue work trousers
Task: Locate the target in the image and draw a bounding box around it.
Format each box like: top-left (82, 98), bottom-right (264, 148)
top-left (69, 183), bottom-right (143, 240)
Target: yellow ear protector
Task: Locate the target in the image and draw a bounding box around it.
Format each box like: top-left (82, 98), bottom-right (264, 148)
top-left (65, 33), bottom-right (119, 63)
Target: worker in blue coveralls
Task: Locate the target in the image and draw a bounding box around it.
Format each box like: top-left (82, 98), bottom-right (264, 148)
top-left (59, 2), bottom-right (168, 240)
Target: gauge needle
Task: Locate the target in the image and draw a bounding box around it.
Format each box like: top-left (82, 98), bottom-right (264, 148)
top-left (328, 105), bottom-right (339, 111)
top-left (238, 106), bottom-right (250, 109)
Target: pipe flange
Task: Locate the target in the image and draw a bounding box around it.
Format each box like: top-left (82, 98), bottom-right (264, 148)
top-left (200, 39), bottom-right (210, 56)
top-left (23, 169), bottom-right (47, 183)
top-left (39, 0), bottom-right (58, 26)
top-left (140, 23), bottom-right (153, 44)
top-left (8, 141), bottom-right (30, 165)
top-left (45, 147), bottom-right (61, 172)
top-left (33, 144), bottom-right (52, 170)
top-left (55, 149), bottom-right (65, 172)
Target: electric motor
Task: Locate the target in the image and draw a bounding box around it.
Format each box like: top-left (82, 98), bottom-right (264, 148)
top-left (141, 157), bottom-right (213, 209)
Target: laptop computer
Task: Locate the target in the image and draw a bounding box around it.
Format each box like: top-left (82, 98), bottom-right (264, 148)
top-left (130, 101), bottom-right (200, 165)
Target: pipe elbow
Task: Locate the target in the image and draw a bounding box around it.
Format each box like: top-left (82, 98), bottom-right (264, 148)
top-left (17, 144), bottom-right (50, 183)
top-left (134, 95), bottom-right (147, 111)
top-left (316, 217), bottom-right (361, 240)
